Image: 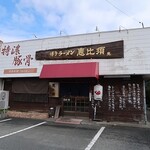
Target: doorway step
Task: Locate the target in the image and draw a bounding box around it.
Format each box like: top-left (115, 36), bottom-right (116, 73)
top-left (55, 117), bottom-right (82, 125)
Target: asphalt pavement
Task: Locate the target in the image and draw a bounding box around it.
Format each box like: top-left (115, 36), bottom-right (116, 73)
top-left (0, 117), bottom-right (150, 150)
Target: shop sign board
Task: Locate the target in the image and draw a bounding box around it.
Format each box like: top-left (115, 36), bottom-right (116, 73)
top-left (49, 82), bottom-right (59, 97)
top-left (36, 40), bottom-right (124, 60)
top-left (0, 43), bottom-right (37, 77)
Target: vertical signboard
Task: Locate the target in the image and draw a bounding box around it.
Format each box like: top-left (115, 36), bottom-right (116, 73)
top-left (49, 82), bottom-right (59, 97)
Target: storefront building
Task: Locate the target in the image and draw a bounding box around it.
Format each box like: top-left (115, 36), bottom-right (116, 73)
top-left (0, 27), bottom-right (150, 122)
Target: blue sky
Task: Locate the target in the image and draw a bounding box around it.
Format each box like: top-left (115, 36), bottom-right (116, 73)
top-left (0, 0), bottom-right (150, 42)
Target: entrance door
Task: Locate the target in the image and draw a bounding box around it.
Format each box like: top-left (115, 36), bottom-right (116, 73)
top-left (63, 96), bottom-right (89, 117)
top-left (60, 82), bottom-right (89, 117)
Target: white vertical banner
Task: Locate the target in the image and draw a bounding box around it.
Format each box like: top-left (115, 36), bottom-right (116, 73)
top-left (94, 84), bottom-right (103, 101)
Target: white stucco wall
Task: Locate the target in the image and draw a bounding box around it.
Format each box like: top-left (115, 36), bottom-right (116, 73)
top-left (0, 27), bottom-right (150, 78)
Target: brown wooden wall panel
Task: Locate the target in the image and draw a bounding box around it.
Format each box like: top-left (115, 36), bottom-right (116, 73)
top-left (90, 76), bottom-right (144, 122)
top-left (9, 101), bottom-right (49, 112)
top-left (4, 76), bottom-right (144, 122)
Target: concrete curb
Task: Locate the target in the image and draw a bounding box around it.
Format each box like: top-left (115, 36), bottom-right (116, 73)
top-left (81, 120), bottom-right (150, 129)
top-left (46, 118), bottom-right (150, 129)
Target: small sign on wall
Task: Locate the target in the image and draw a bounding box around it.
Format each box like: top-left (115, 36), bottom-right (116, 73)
top-left (49, 82), bottom-right (59, 97)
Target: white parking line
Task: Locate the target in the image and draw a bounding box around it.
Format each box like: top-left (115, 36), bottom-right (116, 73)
top-left (85, 127), bottom-right (105, 150)
top-left (0, 121), bottom-right (46, 139)
top-left (0, 118), bottom-right (12, 123)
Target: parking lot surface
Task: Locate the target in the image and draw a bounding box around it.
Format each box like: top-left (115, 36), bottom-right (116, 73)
top-left (0, 118), bottom-right (150, 150)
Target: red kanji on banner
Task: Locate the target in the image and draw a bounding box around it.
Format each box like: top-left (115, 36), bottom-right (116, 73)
top-left (11, 44), bottom-right (20, 55)
top-left (1, 45), bottom-right (11, 56)
top-left (13, 55), bottom-right (22, 66)
top-left (23, 54), bottom-right (33, 66)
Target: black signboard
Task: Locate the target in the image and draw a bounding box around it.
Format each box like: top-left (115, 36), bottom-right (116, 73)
top-left (36, 40), bottom-right (124, 60)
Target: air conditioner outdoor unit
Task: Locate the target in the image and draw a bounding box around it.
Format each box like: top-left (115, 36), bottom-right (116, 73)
top-left (0, 90), bottom-right (9, 109)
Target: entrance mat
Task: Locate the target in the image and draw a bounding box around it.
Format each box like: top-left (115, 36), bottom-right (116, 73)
top-left (55, 117), bottom-right (82, 125)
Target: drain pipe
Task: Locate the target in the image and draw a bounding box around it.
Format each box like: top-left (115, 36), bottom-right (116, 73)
top-left (0, 79), bottom-right (4, 90)
top-left (2, 79), bottom-right (5, 90)
top-left (143, 80), bottom-right (147, 124)
top-left (94, 105), bottom-right (97, 120)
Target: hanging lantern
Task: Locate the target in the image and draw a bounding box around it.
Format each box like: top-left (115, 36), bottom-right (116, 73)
top-left (94, 84), bottom-right (103, 101)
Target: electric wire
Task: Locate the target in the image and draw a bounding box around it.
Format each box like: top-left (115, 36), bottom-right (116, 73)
top-left (104, 0), bottom-right (143, 26)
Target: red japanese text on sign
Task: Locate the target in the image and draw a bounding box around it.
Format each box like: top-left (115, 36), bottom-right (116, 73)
top-left (23, 54), bottom-right (33, 66)
top-left (1, 44), bottom-right (34, 67)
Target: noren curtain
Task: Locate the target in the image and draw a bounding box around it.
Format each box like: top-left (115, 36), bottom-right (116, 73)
top-left (12, 78), bottom-right (49, 94)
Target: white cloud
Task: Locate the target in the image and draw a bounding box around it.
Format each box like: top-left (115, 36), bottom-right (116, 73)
top-left (17, 0), bottom-right (150, 32)
top-left (12, 1), bottom-right (35, 25)
top-left (0, 27), bottom-right (32, 42)
top-left (12, 11), bottom-right (35, 25)
top-left (0, 5), bottom-right (7, 18)
top-left (17, 0), bottom-right (119, 33)
top-left (1, 0), bottom-right (150, 42)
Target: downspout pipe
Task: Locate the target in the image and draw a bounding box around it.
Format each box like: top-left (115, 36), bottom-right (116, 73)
top-left (143, 80), bottom-right (147, 124)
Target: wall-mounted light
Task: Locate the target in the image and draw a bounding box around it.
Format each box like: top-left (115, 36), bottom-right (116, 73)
top-left (139, 22), bottom-right (144, 28)
top-left (119, 25), bottom-right (128, 33)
